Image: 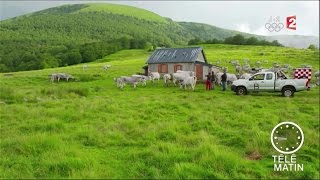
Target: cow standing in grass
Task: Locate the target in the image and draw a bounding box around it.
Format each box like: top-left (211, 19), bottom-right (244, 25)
top-left (180, 76), bottom-right (197, 91)
top-left (132, 75), bottom-right (150, 86)
top-left (82, 65), bottom-right (88, 70)
top-left (51, 73), bottom-right (74, 82)
top-left (148, 71), bottom-right (160, 83)
top-left (172, 70), bottom-right (194, 86)
top-left (215, 72), bottom-right (238, 85)
top-left (163, 74), bottom-right (171, 86)
top-left (103, 64), bottom-right (112, 71)
top-left (114, 76), bottom-right (144, 89)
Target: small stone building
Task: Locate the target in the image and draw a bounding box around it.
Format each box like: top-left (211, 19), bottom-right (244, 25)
top-left (146, 47), bottom-right (218, 80)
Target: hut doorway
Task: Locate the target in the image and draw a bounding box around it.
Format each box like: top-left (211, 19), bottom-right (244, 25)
top-left (195, 64), bottom-right (203, 79)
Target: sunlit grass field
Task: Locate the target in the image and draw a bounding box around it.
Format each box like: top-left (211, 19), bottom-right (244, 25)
top-left (0, 45), bottom-right (319, 178)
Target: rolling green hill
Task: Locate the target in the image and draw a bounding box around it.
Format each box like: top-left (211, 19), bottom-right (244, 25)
top-left (76, 3), bottom-right (168, 23)
top-left (178, 22), bottom-right (259, 41)
top-left (0, 45), bottom-right (319, 178)
top-left (0, 3), bottom-right (317, 73)
top-left (0, 3), bottom-right (264, 73)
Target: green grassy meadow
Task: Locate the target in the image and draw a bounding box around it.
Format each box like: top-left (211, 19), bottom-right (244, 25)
top-left (0, 45), bottom-right (319, 178)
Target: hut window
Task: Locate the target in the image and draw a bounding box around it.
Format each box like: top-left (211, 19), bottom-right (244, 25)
top-left (158, 64), bottom-right (168, 73)
top-left (174, 64), bottom-right (183, 72)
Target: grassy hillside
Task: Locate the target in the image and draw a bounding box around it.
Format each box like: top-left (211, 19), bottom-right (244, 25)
top-left (0, 3), bottom-right (268, 73)
top-left (0, 3), bottom-right (192, 72)
top-left (77, 3), bottom-right (168, 23)
top-left (178, 22), bottom-right (259, 41)
top-left (201, 44), bottom-right (319, 70)
top-left (0, 45), bottom-right (319, 178)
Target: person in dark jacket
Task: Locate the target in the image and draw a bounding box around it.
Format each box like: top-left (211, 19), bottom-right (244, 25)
top-left (205, 72), bottom-right (212, 90)
top-left (221, 70), bottom-right (227, 91)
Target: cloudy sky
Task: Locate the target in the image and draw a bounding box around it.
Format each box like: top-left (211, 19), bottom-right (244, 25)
top-left (0, 1), bottom-right (319, 36)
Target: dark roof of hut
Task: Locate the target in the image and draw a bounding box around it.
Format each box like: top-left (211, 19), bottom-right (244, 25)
top-left (146, 47), bottom-right (208, 64)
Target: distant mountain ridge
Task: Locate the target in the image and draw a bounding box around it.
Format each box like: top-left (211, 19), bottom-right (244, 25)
top-left (266, 35), bottom-right (319, 49)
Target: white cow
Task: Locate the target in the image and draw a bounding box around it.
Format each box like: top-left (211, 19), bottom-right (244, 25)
top-left (114, 77), bottom-right (125, 89)
top-left (180, 76), bottom-right (197, 91)
top-left (102, 64), bottom-right (112, 70)
top-left (215, 73), bottom-right (238, 85)
top-left (132, 75), bottom-right (150, 86)
top-left (163, 74), bottom-right (171, 86)
top-left (172, 70), bottom-right (194, 86)
top-left (82, 65), bottom-right (88, 70)
top-left (115, 76), bottom-right (141, 89)
top-left (51, 73), bottom-right (73, 82)
top-left (148, 71), bottom-right (160, 82)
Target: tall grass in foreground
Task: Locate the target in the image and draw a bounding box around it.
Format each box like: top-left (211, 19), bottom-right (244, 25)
top-left (0, 46), bottom-right (319, 178)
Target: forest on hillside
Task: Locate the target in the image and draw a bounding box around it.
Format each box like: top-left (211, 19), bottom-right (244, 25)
top-left (0, 10), bottom-right (194, 72)
top-left (0, 4), bottom-right (284, 73)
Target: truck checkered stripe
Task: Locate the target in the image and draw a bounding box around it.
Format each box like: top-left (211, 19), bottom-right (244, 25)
top-left (294, 68), bottom-right (312, 80)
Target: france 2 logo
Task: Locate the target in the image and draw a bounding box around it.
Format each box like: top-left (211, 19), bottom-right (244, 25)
top-left (286, 16), bottom-right (296, 30)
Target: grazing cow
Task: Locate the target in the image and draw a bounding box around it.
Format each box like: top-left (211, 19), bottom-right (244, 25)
top-left (227, 73), bottom-right (238, 84)
top-left (163, 74), bottom-right (171, 86)
top-left (180, 76), bottom-right (197, 91)
top-left (148, 71), bottom-right (160, 82)
top-left (242, 64), bottom-right (251, 73)
top-left (51, 73), bottom-right (73, 82)
top-left (172, 70), bottom-right (194, 86)
top-left (82, 65), bottom-right (88, 70)
top-left (103, 64), bottom-right (112, 70)
top-left (215, 73), bottom-right (238, 85)
top-left (235, 64), bottom-right (242, 74)
top-left (114, 77), bottom-right (125, 89)
top-left (115, 76), bottom-right (141, 89)
top-left (132, 75), bottom-right (150, 86)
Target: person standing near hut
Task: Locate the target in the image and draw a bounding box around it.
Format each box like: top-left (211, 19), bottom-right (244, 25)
top-left (205, 72), bottom-right (212, 90)
top-left (221, 70), bottom-right (227, 91)
top-left (211, 71), bottom-right (215, 90)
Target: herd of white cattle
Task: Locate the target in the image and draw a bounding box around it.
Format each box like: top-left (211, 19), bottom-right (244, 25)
top-left (50, 63), bottom-right (320, 90)
top-left (114, 67), bottom-right (288, 90)
top-left (114, 70), bottom-right (198, 90)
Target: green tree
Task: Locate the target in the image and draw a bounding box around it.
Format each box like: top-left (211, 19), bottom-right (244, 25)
top-left (308, 44), bottom-right (317, 50)
top-left (188, 38), bottom-right (202, 45)
top-left (246, 37), bottom-right (258, 45)
top-left (64, 50), bottom-right (82, 65)
top-left (232, 34), bottom-right (246, 45)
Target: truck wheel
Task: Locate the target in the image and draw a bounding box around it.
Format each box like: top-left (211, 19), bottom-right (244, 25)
top-left (282, 87), bottom-right (294, 97)
top-left (236, 87), bottom-right (247, 95)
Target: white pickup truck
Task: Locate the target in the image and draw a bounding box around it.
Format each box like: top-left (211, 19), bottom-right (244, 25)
top-left (231, 71), bottom-right (308, 97)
